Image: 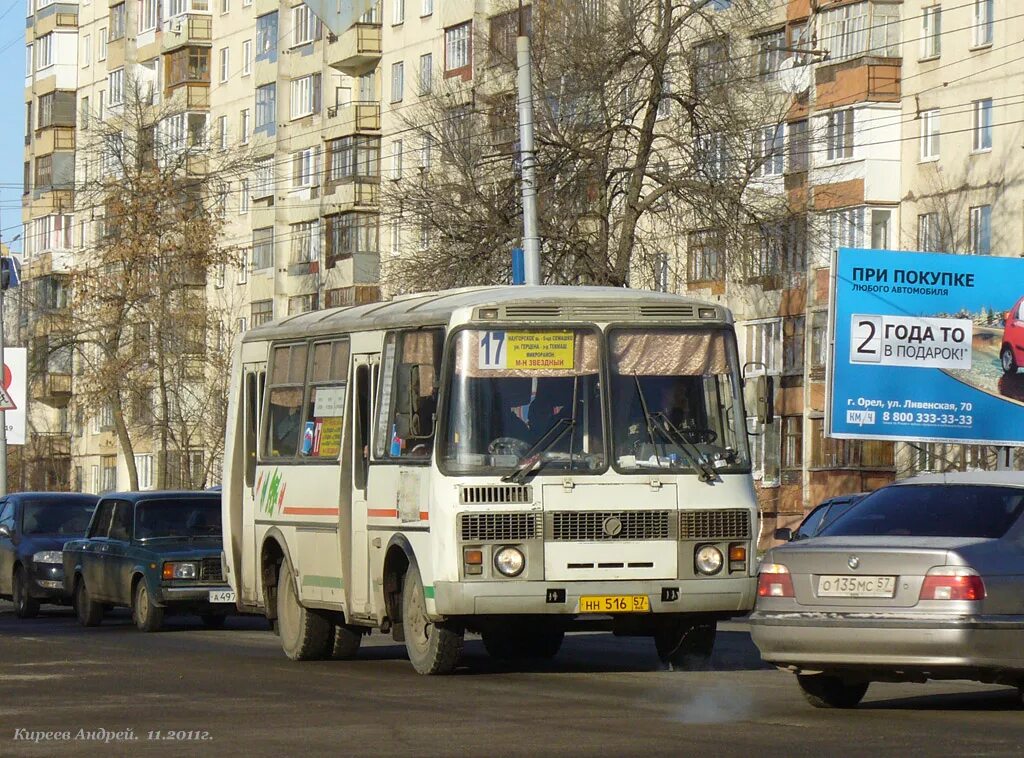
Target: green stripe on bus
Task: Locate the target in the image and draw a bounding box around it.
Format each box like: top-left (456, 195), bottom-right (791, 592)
top-left (302, 575), bottom-right (345, 589)
top-left (424, 585), bottom-right (435, 599)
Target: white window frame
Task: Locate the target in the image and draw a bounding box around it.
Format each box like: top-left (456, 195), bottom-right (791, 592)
top-left (240, 108), bottom-right (250, 144)
top-left (445, 22), bottom-right (470, 71)
top-left (973, 0), bottom-right (994, 47)
top-left (391, 139), bottom-right (403, 180)
top-left (919, 109), bottom-right (939, 161)
top-left (242, 39), bottom-right (252, 76)
top-left (218, 114), bottom-right (228, 149)
top-left (253, 156), bottom-right (274, 197)
top-left (36, 33), bottom-right (53, 70)
top-left (108, 68), bottom-right (125, 106)
top-left (237, 248), bottom-right (250, 284)
top-left (219, 46), bottom-right (229, 82)
top-left (968, 204), bottom-right (992, 255)
top-left (917, 211), bottom-right (940, 252)
top-left (135, 454), bottom-right (154, 489)
top-left (743, 318), bottom-right (783, 377)
top-left (419, 53), bottom-right (432, 95)
top-left (972, 98), bottom-right (993, 151)
top-left (391, 61), bottom-right (404, 103)
top-left (240, 179), bottom-right (249, 213)
top-left (827, 206), bottom-right (867, 250)
top-left (760, 123), bottom-right (784, 177)
top-left (292, 147), bottom-right (317, 188)
top-left (289, 74), bottom-right (320, 119)
top-left (421, 0), bottom-right (432, 16)
top-left (392, 0), bottom-right (404, 24)
top-left (139, 0), bottom-right (158, 32)
top-left (921, 5), bottom-right (941, 59)
top-left (292, 4), bottom-right (320, 46)
top-left (98, 29), bottom-right (107, 61)
top-left (825, 108), bottom-right (854, 162)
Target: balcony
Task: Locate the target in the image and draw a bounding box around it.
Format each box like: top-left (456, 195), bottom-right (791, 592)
top-left (30, 372), bottom-right (72, 405)
top-left (328, 24), bottom-right (382, 75)
top-left (815, 57), bottom-right (901, 109)
top-left (30, 432), bottom-right (71, 458)
top-left (328, 178), bottom-right (380, 208)
top-left (161, 14), bottom-right (213, 53)
top-left (326, 101), bottom-right (381, 134)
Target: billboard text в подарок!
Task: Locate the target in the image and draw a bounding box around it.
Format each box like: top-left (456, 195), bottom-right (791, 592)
top-left (829, 248), bottom-right (1024, 446)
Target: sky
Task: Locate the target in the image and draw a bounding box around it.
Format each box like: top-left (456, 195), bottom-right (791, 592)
top-left (0, 7), bottom-right (25, 254)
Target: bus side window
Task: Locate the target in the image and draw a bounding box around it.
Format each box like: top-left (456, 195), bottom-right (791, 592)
top-left (378, 329), bottom-right (443, 460)
top-left (264, 344), bottom-right (308, 459)
top-left (354, 364), bottom-right (370, 490)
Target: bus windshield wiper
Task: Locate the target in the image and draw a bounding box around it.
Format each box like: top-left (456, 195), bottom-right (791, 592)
top-left (651, 412), bottom-right (718, 483)
top-left (501, 417), bottom-right (575, 484)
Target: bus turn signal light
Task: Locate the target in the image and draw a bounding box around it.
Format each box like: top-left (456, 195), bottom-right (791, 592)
top-left (464, 550), bottom-right (483, 565)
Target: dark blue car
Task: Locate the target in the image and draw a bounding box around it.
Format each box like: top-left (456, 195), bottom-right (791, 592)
top-left (62, 491), bottom-right (234, 632)
top-left (0, 493), bottom-right (98, 617)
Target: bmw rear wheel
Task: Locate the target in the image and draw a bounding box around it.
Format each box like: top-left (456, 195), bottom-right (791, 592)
top-left (797, 674), bottom-right (869, 709)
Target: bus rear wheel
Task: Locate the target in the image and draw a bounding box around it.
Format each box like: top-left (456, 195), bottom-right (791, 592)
top-left (654, 619), bottom-right (717, 670)
top-left (276, 560), bottom-right (333, 661)
top-left (331, 624), bottom-right (363, 660)
top-left (401, 564), bottom-right (463, 675)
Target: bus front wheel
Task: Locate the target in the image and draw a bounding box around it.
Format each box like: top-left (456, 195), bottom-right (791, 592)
top-left (401, 565), bottom-right (463, 675)
top-left (277, 559), bottom-right (333, 661)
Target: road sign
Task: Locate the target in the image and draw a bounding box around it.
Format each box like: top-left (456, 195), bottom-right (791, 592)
top-left (0, 348), bottom-right (26, 445)
top-left (0, 384), bottom-right (14, 411)
top-left (0, 257), bottom-right (21, 290)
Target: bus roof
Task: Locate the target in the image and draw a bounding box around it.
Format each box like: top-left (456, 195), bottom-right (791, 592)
top-left (243, 285), bottom-right (731, 343)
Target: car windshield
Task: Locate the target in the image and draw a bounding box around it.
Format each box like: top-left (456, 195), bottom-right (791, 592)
top-left (819, 484), bottom-right (1024, 539)
top-left (134, 498), bottom-right (222, 539)
top-left (442, 328), bottom-right (605, 475)
top-left (22, 499), bottom-right (97, 536)
top-left (608, 328), bottom-right (749, 473)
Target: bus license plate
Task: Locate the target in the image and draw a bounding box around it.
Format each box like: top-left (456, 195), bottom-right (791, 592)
top-left (208, 590), bottom-right (236, 604)
top-left (579, 595), bottom-right (650, 613)
top-left (817, 575), bottom-right (896, 598)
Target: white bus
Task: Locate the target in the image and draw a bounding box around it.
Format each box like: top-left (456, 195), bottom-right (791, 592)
top-left (222, 286), bottom-right (767, 674)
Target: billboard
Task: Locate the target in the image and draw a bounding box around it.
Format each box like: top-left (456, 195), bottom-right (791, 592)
top-left (828, 248), bottom-right (1024, 447)
top-left (2, 348), bottom-right (26, 446)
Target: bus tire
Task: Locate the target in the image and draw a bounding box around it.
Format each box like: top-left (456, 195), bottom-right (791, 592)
top-left (277, 560), bottom-right (332, 661)
top-left (654, 619), bottom-right (716, 670)
top-left (331, 624), bottom-right (363, 660)
top-left (401, 564), bottom-right (463, 675)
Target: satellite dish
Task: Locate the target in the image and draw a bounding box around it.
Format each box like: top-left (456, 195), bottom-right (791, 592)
top-left (776, 57), bottom-right (811, 95)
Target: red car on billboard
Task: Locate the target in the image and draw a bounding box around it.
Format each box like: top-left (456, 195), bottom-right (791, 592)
top-left (1003, 295), bottom-right (1024, 375)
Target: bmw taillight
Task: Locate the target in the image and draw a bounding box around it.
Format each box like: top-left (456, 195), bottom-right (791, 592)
top-left (757, 563), bottom-right (795, 598)
top-left (919, 567), bottom-right (985, 601)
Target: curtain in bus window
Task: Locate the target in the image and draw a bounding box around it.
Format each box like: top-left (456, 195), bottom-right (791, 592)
top-left (609, 330), bottom-right (728, 376)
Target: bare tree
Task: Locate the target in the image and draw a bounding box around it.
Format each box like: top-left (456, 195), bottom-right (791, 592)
top-left (382, 0), bottom-right (798, 291)
top-left (67, 78), bottom-right (249, 489)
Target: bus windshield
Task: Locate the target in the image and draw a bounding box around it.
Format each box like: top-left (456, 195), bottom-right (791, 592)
top-left (608, 328), bottom-right (749, 473)
top-left (442, 328), bottom-right (605, 475)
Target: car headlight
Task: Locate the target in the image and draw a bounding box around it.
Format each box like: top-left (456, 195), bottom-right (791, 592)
top-left (162, 561), bottom-right (198, 580)
top-left (493, 546), bottom-right (525, 577)
top-left (695, 545), bottom-right (724, 576)
top-left (33, 551), bottom-right (63, 564)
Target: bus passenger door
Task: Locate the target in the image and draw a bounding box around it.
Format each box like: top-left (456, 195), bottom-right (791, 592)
top-left (241, 363), bottom-right (266, 606)
top-left (345, 354), bottom-right (377, 617)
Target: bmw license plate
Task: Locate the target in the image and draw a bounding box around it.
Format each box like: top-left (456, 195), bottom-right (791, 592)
top-left (208, 590), bottom-right (236, 604)
top-left (817, 575), bottom-right (896, 598)
top-left (579, 595), bottom-right (650, 613)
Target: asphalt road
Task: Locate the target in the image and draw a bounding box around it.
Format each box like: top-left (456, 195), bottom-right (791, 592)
top-left (1, 601), bottom-right (1023, 757)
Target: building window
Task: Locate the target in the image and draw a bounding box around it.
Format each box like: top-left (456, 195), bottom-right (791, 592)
top-left (781, 416), bottom-right (802, 471)
top-left (391, 139), bottom-right (403, 179)
top-left (290, 220), bottom-right (319, 264)
top-left (256, 83), bottom-right (277, 128)
top-left (391, 220), bottom-right (400, 253)
top-left (240, 108), bottom-right (250, 143)
top-left (220, 0), bottom-right (229, 12)
top-left (445, 22), bottom-right (471, 73)
top-left (252, 227), bottom-right (274, 269)
top-left (78, 36), bottom-right (88, 68)
top-left (288, 294), bottom-right (318, 315)
top-left (256, 12), bottom-right (279, 61)
top-left (783, 316), bottom-right (804, 374)
top-left (36, 33), bottom-right (54, 69)
top-left (921, 5), bottom-right (941, 59)
top-left (755, 29), bottom-right (784, 79)
top-left (421, 0), bottom-right (432, 16)
top-left (325, 213), bottom-right (378, 267)
top-left (420, 133), bottom-right (432, 171)
top-left (973, 0), bottom-right (994, 47)
top-left (218, 115), bottom-right (228, 149)
top-left (810, 311), bottom-right (828, 370)
top-left (918, 212), bottom-right (941, 252)
top-left (326, 136), bottom-right (380, 180)
top-left (871, 208), bottom-right (892, 250)
top-left (744, 319), bottom-right (782, 376)
top-left (251, 299), bottom-right (273, 326)
top-left (759, 123), bottom-right (784, 177)
top-left (695, 132), bottom-right (728, 179)
top-left (292, 147), bottom-right (317, 187)
top-left (35, 154), bottom-right (53, 188)
top-left (972, 98), bottom-right (993, 151)
top-left (166, 46), bottom-right (210, 88)
top-left (919, 109), bottom-right (940, 160)
top-left (827, 206), bottom-right (866, 250)
top-left (109, 3), bottom-right (126, 41)
top-left (290, 74), bottom-right (321, 119)
top-left (392, 0), bottom-right (404, 24)
top-left (787, 119), bottom-right (807, 172)
top-left (292, 4), bottom-right (321, 46)
top-left (391, 61), bottom-right (404, 103)
top-left (242, 39), bottom-right (252, 76)
top-left (219, 47), bottom-right (229, 82)
top-left (98, 31), bottom-right (107, 62)
top-left (825, 108), bottom-right (854, 161)
top-left (820, 1), bottom-right (900, 61)
top-left (135, 454), bottom-right (154, 489)
top-left (687, 230), bottom-right (725, 283)
top-left (101, 455), bottom-right (117, 492)
top-left (139, 0), bottom-right (158, 32)
top-left (419, 53), bottom-right (432, 95)
top-left (240, 179), bottom-right (249, 213)
top-left (237, 248), bottom-right (250, 284)
top-left (253, 156), bottom-right (273, 196)
top-left (692, 37), bottom-right (728, 91)
top-left (969, 205), bottom-right (992, 255)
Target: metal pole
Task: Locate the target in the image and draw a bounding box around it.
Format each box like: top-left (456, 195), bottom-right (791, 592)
top-left (0, 282), bottom-right (7, 496)
top-left (516, 14), bottom-right (541, 285)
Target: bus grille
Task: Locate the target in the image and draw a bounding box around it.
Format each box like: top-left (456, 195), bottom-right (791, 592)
top-left (459, 484), bottom-right (533, 505)
top-left (200, 556), bottom-right (224, 583)
top-left (460, 513), bottom-right (541, 542)
top-left (549, 511), bottom-right (672, 541)
top-left (679, 510), bottom-right (751, 540)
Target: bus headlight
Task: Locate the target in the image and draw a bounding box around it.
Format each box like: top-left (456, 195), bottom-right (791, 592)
top-left (494, 546), bottom-right (525, 577)
top-left (695, 545), bottom-right (723, 576)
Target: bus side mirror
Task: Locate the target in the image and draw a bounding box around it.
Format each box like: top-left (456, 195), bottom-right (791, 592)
top-left (756, 375), bottom-right (775, 426)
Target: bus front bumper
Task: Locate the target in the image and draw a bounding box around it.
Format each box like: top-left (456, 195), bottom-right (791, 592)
top-left (432, 577), bottom-right (755, 617)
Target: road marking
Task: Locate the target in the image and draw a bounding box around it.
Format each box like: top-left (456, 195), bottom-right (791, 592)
top-left (0, 673), bottom-right (68, 682)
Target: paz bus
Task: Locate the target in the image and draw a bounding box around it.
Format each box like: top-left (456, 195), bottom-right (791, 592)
top-left (222, 286), bottom-right (766, 674)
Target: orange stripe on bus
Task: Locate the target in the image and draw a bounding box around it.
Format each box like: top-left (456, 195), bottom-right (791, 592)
top-left (367, 508), bottom-right (430, 521)
top-left (281, 506), bottom-right (340, 516)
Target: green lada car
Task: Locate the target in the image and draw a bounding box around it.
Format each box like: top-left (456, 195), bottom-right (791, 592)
top-left (62, 491), bottom-right (235, 632)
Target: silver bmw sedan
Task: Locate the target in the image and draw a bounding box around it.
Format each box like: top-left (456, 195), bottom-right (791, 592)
top-left (749, 471), bottom-right (1024, 708)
